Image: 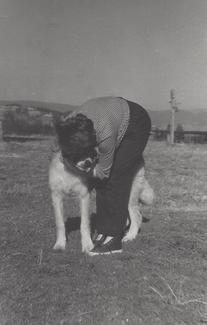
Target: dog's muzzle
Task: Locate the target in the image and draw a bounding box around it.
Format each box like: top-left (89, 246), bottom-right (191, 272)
top-left (60, 150), bottom-right (98, 173)
top-left (84, 159), bottom-right (92, 168)
top-left (75, 157), bottom-right (96, 172)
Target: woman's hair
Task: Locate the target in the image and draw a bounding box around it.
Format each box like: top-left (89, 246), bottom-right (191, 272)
top-left (55, 114), bottom-right (97, 155)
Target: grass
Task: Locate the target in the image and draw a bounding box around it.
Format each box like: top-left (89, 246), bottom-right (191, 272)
top-left (0, 139), bottom-right (207, 325)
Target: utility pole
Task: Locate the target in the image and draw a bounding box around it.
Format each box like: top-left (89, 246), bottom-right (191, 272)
top-left (170, 89), bottom-right (175, 145)
top-left (0, 121), bottom-right (2, 142)
top-left (169, 89), bottom-right (180, 145)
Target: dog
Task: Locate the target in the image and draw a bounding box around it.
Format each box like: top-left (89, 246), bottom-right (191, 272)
top-left (49, 151), bottom-right (155, 254)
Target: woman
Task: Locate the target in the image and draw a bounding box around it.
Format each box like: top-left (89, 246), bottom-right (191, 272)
top-left (55, 97), bottom-right (151, 256)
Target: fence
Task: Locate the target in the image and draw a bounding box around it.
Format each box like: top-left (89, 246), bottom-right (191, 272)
top-left (1, 129), bottom-right (207, 144)
top-left (2, 135), bottom-right (51, 142)
top-left (151, 130), bottom-right (207, 143)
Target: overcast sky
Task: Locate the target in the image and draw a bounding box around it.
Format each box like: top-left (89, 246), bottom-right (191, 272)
top-left (0, 0), bottom-right (206, 110)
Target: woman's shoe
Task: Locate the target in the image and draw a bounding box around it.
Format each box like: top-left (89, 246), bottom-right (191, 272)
top-left (89, 236), bottom-right (122, 256)
top-left (92, 234), bottom-right (106, 247)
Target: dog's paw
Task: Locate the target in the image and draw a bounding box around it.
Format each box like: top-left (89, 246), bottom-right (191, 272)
top-left (53, 240), bottom-right (66, 251)
top-left (122, 228), bottom-right (139, 242)
top-left (81, 239), bottom-right (94, 253)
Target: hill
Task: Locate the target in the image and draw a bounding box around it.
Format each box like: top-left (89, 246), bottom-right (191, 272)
top-left (0, 100), bottom-right (206, 131)
top-left (0, 100), bottom-right (77, 113)
top-left (148, 109), bottom-right (207, 131)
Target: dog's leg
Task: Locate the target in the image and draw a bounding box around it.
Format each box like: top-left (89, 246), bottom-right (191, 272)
top-left (51, 190), bottom-right (66, 251)
top-left (122, 167), bottom-right (145, 242)
top-left (80, 192), bottom-right (94, 253)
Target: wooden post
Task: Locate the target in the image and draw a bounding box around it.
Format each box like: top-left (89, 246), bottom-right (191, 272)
top-left (0, 121), bottom-right (2, 142)
top-left (170, 89), bottom-right (175, 145)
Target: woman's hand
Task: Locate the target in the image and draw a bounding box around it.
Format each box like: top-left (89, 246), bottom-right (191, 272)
top-left (93, 167), bottom-right (97, 177)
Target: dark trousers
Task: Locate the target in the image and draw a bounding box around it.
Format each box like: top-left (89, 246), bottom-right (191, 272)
top-left (95, 100), bottom-right (151, 237)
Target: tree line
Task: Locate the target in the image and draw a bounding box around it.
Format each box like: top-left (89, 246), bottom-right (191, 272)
top-left (2, 108), bottom-right (67, 136)
top-left (2, 108), bottom-right (207, 144)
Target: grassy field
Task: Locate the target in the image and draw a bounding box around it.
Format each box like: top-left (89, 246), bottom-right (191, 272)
top-left (0, 139), bottom-right (207, 325)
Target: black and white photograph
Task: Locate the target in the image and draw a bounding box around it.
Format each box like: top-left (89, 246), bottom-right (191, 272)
top-left (0, 1), bottom-right (207, 324)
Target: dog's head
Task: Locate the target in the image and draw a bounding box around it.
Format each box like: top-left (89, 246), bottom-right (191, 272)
top-left (55, 113), bottom-right (98, 174)
top-left (61, 147), bottom-right (98, 174)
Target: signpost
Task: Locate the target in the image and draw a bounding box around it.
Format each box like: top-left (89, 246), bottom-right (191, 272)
top-left (170, 89), bottom-right (175, 145)
top-left (0, 121), bottom-right (2, 142)
top-left (169, 89), bottom-right (180, 145)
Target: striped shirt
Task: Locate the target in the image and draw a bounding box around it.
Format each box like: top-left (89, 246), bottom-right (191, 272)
top-left (65, 97), bottom-right (130, 179)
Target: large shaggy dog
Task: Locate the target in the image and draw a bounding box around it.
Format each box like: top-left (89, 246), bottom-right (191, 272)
top-left (49, 151), bottom-right (154, 254)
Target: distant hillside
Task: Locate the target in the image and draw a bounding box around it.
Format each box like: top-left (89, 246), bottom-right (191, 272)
top-left (0, 100), bottom-right (206, 131)
top-left (148, 109), bottom-right (207, 131)
top-left (0, 100), bottom-right (77, 112)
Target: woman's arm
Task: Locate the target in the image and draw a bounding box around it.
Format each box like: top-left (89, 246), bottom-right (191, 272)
top-left (95, 136), bottom-right (117, 179)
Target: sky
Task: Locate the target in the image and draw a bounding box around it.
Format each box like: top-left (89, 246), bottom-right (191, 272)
top-left (0, 0), bottom-right (206, 111)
